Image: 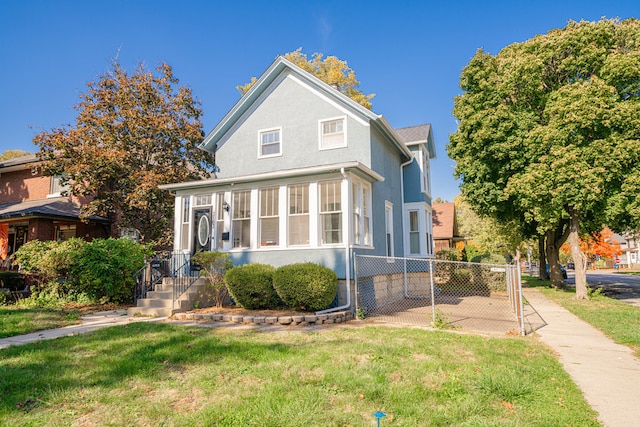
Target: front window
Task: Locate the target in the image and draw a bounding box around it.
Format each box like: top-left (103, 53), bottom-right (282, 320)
top-left (409, 210), bottom-right (420, 254)
top-left (259, 128), bottom-right (281, 157)
top-left (181, 196), bottom-right (190, 250)
top-left (49, 174), bottom-right (70, 196)
top-left (194, 194), bottom-right (212, 206)
top-left (385, 201), bottom-right (394, 257)
top-left (421, 146), bottom-right (431, 195)
top-left (320, 117), bottom-right (346, 150)
top-left (288, 184), bottom-right (309, 246)
top-left (259, 187), bottom-right (279, 247)
top-left (320, 180), bottom-right (342, 244)
top-left (352, 181), bottom-right (372, 246)
top-left (232, 190), bottom-right (251, 248)
top-left (215, 193), bottom-right (225, 250)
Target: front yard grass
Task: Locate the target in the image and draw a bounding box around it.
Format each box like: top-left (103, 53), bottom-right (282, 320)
top-left (0, 303), bottom-right (126, 338)
top-left (0, 306), bottom-right (81, 338)
top-left (523, 275), bottom-right (640, 356)
top-left (0, 323), bottom-right (599, 426)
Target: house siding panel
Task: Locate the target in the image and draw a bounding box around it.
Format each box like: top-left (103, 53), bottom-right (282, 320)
top-left (369, 126), bottom-right (405, 258)
top-left (215, 74), bottom-right (372, 178)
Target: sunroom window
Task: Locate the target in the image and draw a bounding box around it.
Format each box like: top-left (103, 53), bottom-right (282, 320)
top-left (259, 187), bottom-right (279, 247)
top-left (232, 190), bottom-right (251, 248)
top-left (320, 180), bottom-right (342, 244)
top-left (288, 184), bottom-right (309, 246)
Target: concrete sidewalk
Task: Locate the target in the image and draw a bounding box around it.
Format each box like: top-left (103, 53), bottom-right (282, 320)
top-left (0, 309), bottom-right (166, 350)
top-left (524, 288), bottom-right (640, 427)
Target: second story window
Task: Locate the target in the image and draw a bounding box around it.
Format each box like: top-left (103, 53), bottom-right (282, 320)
top-left (259, 128), bottom-right (281, 158)
top-left (49, 174), bottom-right (70, 196)
top-left (320, 117), bottom-right (346, 150)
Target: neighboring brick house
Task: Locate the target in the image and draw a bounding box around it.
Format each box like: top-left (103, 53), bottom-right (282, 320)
top-left (432, 202), bottom-right (464, 253)
top-left (0, 154), bottom-right (109, 264)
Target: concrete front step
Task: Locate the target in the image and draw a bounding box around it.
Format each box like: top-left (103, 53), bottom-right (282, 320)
top-left (128, 278), bottom-right (206, 317)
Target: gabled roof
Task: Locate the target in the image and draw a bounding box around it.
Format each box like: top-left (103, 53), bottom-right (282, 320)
top-left (0, 197), bottom-right (108, 223)
top-left (396, 124), bottom-right (436, 159)
top-left (199, 56), bottom-right (412, 161)
top-left (432, 202), bottom-right (456, 240)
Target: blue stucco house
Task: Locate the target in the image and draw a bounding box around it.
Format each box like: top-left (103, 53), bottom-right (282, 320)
top-left (160, 56), bottom-right (436, 296)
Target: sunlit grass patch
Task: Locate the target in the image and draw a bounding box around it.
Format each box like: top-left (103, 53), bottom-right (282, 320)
top-left (0, 323), bottom-right (600, 426)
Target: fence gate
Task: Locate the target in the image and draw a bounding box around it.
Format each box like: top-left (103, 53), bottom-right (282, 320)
top-left (355, 255), bottom-right (525, 335)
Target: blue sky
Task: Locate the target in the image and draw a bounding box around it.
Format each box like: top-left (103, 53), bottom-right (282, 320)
top-left (1, 0), bottom-right (638, 202)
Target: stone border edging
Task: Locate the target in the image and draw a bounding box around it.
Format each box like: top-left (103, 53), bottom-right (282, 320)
top-left (172, 311), bottom-right (353, 326)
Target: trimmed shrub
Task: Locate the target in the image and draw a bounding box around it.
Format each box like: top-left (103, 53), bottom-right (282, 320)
top-left (12, 238), bottom-right (152, 304)
top-left (450, 268), bottom-right (472, 285)
top-left (471, 253), bottom-right (508, 292)
top-left (224, 263), bottom-right (280, 310)
top-left (273, 262), bottom-right (338, 311)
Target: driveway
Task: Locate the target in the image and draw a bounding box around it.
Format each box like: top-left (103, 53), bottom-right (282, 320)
top-left (565, 270), bottom-right (640, 308)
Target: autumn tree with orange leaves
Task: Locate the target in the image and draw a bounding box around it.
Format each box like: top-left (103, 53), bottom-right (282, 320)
top-left (561, 228), bottom-right (622, 263)
top-left (238, 49), bottom-right (375, 110)
top-left (35, 61), bottom-right (215, 246)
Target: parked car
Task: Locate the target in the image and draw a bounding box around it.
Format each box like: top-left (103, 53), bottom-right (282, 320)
top-left (546, 264), bottom-right (568, 279)
top-left (566, 262), bottom-right (575, 270)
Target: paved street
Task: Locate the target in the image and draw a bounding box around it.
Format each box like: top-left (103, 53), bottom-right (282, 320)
top-left (565, 270), bottom-right (640, 307)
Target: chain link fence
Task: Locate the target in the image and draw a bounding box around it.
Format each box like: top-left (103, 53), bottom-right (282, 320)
top-left (355, 255), bottom-right (525, 335)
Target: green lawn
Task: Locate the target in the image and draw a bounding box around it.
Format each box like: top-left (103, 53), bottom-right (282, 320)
top-left (0, 323), bottom-right (599, 426)
top-left (0, 306), bottom-right (81, 338)
top-left (523, 275), bottom-right (640, 356)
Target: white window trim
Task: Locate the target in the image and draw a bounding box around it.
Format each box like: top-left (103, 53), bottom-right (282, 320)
top-left (318, 116), bottom-right (347, 151)
top-left (403, 202), bottom-right (434, 258)
top-left (258, 127), bottom-right (283, 159)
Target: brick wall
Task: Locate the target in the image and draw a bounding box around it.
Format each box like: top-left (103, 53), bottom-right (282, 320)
top-left (28, 218), bottom-right (55, 241)
top-left (0, 168), bottom-right (51, 203)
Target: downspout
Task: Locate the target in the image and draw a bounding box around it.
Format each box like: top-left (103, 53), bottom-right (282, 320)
top-left (317, 168), bottom-right (352, 314)
top-left (400, 156), bottom-right (414, 298)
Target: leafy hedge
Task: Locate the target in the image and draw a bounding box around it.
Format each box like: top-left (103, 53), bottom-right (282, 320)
top-left (272, 262), bottom-right (337, 311)
top-left (12, 238), bottom-right (152, 303)
top-left (224, 263), bottom-right (281, 310)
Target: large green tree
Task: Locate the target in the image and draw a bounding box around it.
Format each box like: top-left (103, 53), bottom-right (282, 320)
top-left (34, 62), bottom-right (214, 246)
top-left (238, 49), bottom-right (375, 110)
top-left (448, 18), bottom-right (640, 299)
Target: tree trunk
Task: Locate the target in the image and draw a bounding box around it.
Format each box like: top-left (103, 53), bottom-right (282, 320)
top-left (568, 208), bottom-right (589, 299)
top-left (538, 235), bottom-right (549, 280)
top-left (546, 222), bottom-right (570, 288)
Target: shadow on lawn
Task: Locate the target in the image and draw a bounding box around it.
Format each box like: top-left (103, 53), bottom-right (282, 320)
top-left (0, 322), bottom-right (293, 414)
